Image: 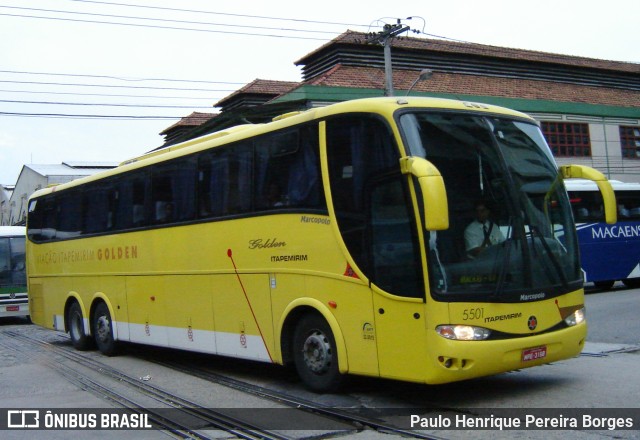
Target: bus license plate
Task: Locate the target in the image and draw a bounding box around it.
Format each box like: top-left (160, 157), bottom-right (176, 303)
top-left (522, 346), bottom-right (547, 362)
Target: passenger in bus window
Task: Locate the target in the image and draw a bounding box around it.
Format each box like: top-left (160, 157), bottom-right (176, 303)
top-left (464, 200), bottom-right (505, 259)
top-left (266, 182), bottom-right (285, 207)
top-left (618, 204), bottom-right (630, 218)
top-left (156, 201), bottom-right (175, 223)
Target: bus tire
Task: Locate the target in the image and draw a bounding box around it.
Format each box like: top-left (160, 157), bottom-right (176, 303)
top-left (93, 302), bottom-right (118, 356)
top-left (68, 302), bottom-right (94, 351)
top-left (622, 278), bottom-right (640, 289)
top-left (292, 314), bottom-right (343, 393)
top-left (594, 280), bottom-right (615, 290)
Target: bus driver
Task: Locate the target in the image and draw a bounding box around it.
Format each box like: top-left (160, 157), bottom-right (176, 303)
top-left (464, 200), bottom-right (505, 259)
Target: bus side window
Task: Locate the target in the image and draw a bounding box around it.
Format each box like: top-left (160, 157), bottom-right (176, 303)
top-left (83, 185), bottom-right (110, 234)
top-left (110, 174), bottom-right (147, 230)
top-left (285, 126), bottom-right (323, 208)
top-left (198, 150), bottom-right (226, 218)
top-left (617, 191), bottom-right (640, 220)
top-left (10, 237), bottom-right (26, 284)
top-left (151, 158), bottom-right (196, 225)
top-left (197, 143), bottom-right (253, 218)
top-left (618, 204), bottom-right (630, 218)
top-left (27, 199), bottom-right (45, 242)
top-left (254, 125), bottom-right (323, 211)
top-left (255, 129), bottom-right (300, 209)
top-left (0, 239), bottom-right (8, 275)
top-left (40, 196), bottom-right (58, 240)
top-left (570, 190), bottom-right (604, 222)
top-left (57, 191), bottom-right (82, 238)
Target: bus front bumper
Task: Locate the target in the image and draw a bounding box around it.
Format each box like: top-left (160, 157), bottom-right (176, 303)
top-left (424, 322), bottom-right (587, 384)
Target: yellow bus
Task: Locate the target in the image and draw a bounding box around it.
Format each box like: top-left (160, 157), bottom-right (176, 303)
top-left (26, 97), bottom-right (615, 392)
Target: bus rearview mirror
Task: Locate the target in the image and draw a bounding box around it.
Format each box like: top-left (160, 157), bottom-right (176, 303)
top-left (400, 157), bottom-right (449, 230)
top-left (560, 164), bottom-right (617, 225)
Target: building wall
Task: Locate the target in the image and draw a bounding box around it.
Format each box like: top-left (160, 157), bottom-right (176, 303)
top-left (531, 112), bottom-right (640, 182)
top-left (0, 186), bottom-right (12, 226)
top-left (8, 168), bottom-right (47, 225)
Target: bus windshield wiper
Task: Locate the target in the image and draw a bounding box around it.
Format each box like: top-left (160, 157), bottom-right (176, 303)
top-left (492, 217), bottom-right (513, 298)
top-left (530, 225), bottom-right (568, 287)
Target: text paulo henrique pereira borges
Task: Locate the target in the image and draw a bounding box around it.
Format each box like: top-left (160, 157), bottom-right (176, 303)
top-left (409, 414), bottom-right (634, 431)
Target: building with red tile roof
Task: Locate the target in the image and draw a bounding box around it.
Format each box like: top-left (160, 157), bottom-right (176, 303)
top-left (164, 31), bottom-right (640, 180)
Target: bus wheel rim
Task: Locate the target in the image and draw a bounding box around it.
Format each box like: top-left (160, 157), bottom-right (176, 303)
top-left (96, 316), bottom-right (111, 342)
top-left (302, 330), bottom-right (332, 374)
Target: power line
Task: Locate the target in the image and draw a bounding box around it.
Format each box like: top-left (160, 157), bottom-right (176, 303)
top-left (0, 79), bottom-right (234, 92)
top-left (0, 5), bottom-right (341, 36)
top-left (64, 0), bottom-right (368, 27)
top-left (0, 111), bottom-right (179, 120)
top-left (0, 99), bottom-right (214, 109)
top-left (0, 69), bottom-right (246, 85)
top-left (0, 88), bottom-right (215, 100)
top-left (0, 12), bottom-right (332, 40)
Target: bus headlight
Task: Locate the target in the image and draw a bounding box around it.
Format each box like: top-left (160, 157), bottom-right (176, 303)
top-left (436, 325), bottom-right (491, 341)
top-left (564, 307), bottom-right (586, 326)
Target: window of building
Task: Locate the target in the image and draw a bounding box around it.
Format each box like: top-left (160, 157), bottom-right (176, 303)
top-left (620, 126), bottom-right (640, 159)
top-left (541, 122), bottom-right (591, 157)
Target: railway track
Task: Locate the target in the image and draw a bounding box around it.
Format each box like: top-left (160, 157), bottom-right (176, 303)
top-left (0, 327), bottom-right (447, 439)
top-left (151, 356), bottom-right (447, 439)
top-left (0, 329), bottom-right (350, 439)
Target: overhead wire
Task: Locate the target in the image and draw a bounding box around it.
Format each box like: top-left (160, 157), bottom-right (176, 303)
top-left (0, 111), bottom-right (179, 120)
top-left (0, 11), bottom-right (334, 40)
top-left (3, 5), bottom-right (617, 122)
top-left (0, 99), bottom-right (215, 109)
top-left (63, 0), bottom-right (369, 27)
top-left (0, 69), bottom-right (246, 85)
top-left (0, 79), bottom-right (234, 92)
top-left (0, 88), bottom-right (218, 100)
top-left (0, 5), bottom-right (342, 37)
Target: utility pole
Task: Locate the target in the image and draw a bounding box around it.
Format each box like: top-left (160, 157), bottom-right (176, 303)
top-left (367, 21), bottom-right (410, 97)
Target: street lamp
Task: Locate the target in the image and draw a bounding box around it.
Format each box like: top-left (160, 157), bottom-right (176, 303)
top-left (406, 68), bottom-right (434, 96)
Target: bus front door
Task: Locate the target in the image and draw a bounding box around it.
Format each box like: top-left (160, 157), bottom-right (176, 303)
top-left (368, 177), bottom-right (429, 382)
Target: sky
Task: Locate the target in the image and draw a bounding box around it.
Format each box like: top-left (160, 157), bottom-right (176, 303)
top-left (1, 0), bottom-right (638, 185)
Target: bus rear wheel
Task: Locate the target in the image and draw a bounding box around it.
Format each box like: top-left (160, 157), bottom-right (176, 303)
top-left (292, 314), bottom-right (343, 393)
top-left (68, 302), bottom-right (94, 350)
top-left (93, 302), bottom-right (118, 356)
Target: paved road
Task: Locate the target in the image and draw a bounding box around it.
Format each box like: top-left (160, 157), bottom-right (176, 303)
top-left (584, 283), bottom-right (640, 345)
top-left (1, 286), bottom-right (639, 439)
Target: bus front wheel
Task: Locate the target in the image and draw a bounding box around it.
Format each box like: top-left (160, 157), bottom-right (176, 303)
top-left (68, 302), bottom-right (94, 351)
top-left (93, 302), bottom-right (118, 356)
top-left (292, 314), bottom-right (343, 393)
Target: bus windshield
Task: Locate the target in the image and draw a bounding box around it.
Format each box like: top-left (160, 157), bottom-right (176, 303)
top-left (0, 235), bottom-right (26, 293)
top-left (400, 112), bottom-right (581, 301)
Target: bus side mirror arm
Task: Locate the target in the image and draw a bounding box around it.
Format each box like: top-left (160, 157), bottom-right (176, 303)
top-left (560, 164), bottom-right (617, 225)
top-left (400, 157), bottom-right (449, 230)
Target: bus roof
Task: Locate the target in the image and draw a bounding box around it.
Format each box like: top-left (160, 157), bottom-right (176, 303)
top-left (28, 96), bottom-right (535, 200)
top-left (0, 226), bottom-right (26, 237)
top-left (564, 179), bottom-right (640, 191)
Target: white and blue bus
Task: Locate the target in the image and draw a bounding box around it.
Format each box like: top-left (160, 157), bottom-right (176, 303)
top-left (0, 226), bottom-right (28, 318)
top-left (565, 179), bottom-right (640, 289)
